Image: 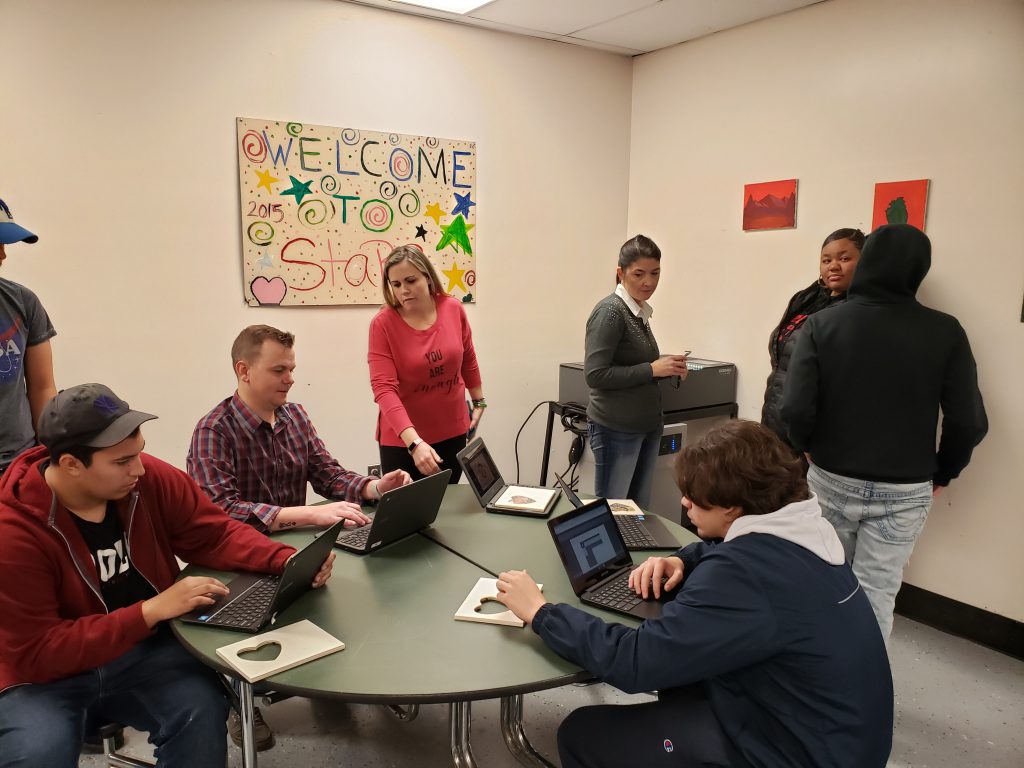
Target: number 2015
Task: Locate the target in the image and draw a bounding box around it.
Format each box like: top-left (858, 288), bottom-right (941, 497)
top-left (247, 202), bottom-right (284, 222)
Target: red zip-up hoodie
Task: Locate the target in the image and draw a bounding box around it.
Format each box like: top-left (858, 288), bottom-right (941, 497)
top-left (0, 446), bottom-right (296, 694)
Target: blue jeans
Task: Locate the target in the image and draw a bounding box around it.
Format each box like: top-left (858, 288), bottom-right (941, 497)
top-left (808, 464), bottom-right (933, 641)
top-left (589, 421), bottom-right (662, 509)
top-left (0, 629), bottom-right (228, 768)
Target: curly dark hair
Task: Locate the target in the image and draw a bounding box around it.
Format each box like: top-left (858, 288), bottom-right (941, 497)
top-left (675, 420), bottom-right (809, 517)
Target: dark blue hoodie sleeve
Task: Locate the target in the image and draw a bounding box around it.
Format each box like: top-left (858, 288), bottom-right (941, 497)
top-left (779, 320), bottom-right (820, 452)
top-left (531, 553), bottom-right (779, 694)
top-left (934, 325), bottom-right (988, 486)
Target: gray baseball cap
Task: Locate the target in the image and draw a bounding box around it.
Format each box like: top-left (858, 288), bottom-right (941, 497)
top-left (37, 384), bottom-right (157, 458)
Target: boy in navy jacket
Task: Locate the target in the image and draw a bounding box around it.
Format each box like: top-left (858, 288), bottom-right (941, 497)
top-left (498, 421), bottom-right (892, 768)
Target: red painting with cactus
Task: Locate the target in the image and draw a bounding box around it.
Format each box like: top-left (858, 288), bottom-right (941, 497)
top-left (872, 179), bottom-right (929, 231)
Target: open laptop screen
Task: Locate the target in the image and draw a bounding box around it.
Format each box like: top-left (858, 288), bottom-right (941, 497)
top-left (461, 440), bottom-right (502, 500)
top-left (555, 472), bottom-right (583, 507)
top-left (550, 500), bottom-right (631, 591)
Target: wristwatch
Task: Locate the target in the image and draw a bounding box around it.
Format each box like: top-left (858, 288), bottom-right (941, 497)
top-left (407, 439), bottom-right (422, 454)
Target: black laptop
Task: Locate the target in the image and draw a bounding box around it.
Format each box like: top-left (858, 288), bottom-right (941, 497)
top-left (555, 473), bottom-right (679, 551)
top-left (548, 499), bottom-right (675, 621)
top-left (334, 470), bottom-right (451, 554)
top-left (180, 519), bottom-right (344, 633)
top-left (457, 438), bottom-right (559, 518)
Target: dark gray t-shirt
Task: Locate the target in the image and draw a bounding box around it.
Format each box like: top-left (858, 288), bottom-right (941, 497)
top-left (0, 278), bottom-right (56, 469)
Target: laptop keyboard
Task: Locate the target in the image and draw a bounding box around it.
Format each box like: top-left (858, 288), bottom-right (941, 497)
top-left (588, 574), bottom-right (643, 612)
top-left (615, 516), bottom-right (658, 548)
top-left (338, 526), bottom-right (370, 549)
top-left (202, 576), bottom-right (279, 630)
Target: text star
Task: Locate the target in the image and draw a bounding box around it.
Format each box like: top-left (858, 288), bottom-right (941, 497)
top-left (451, 191), bottom-right (476, 218)
top-left (443, 261), bottom-right (467, 293)
top-left (280, 175), bottom-right (314, 204)
top-left (255, 168), bottom-right (280, 193)
top-left (436, 215), bottom-right (473, 255)
top-left (425, 202), bottom-right (444, 225)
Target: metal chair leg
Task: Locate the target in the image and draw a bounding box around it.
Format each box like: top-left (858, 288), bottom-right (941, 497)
top-left (101, 723), bottom-right (155, 768)
top-left (500, 695), bottom-right (556, 768)
top-left (238, 679), bottom-right (258, 768)
top-left (449, 701), bottom-right (478, 768)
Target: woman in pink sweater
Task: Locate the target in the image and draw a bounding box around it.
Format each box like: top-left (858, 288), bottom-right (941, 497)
top-left (368, 246), bottom-right (485, 482)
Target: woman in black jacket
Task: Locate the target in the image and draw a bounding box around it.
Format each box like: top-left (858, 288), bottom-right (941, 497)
top-left (761, 228), bottom-right (864, 450)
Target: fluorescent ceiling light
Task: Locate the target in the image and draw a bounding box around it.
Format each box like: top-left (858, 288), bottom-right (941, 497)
top-left (391, 0), bottom-right (492, 14)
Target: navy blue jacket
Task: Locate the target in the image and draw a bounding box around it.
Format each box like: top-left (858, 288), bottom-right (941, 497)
top-left (532, 533), bottom-right (893, 768)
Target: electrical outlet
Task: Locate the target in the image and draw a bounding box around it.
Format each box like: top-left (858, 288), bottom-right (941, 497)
top-left (368, 464), bottom-right (382, 478)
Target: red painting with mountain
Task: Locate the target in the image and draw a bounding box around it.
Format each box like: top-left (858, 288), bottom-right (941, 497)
top-left (743, 179), bottom-right (797, 231)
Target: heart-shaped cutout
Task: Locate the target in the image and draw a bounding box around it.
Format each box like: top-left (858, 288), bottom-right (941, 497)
top-left (237, 641), bottom-right (283, 663)
top-left (474, 595), bottom-right (509, 615)
top-left (250, 276), bottom-right (288, 306)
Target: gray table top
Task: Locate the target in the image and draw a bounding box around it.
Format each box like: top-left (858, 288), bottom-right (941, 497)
top-left (173, 483), bottom-right (699, 703)
top-left (423, 485), bottom-right (699, 620)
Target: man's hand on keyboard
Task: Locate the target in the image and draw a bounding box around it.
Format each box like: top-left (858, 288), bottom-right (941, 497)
top-left (628, 556), bottom-right (684, 600)
top-left (310, 502), bottom-right (372, 529)
top-left (142, 576), bottom-right (230, 627)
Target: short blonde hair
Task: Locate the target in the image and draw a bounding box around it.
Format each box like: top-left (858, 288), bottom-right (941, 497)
top-left (381, 245), bottom-right (446, 309)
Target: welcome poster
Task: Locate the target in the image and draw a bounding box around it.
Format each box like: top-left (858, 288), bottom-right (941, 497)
top-left (237, 118), bottom-right (477, 306)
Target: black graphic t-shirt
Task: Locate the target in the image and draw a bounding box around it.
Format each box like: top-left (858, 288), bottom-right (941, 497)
top-left (71, 502), bottom-right (156, 611)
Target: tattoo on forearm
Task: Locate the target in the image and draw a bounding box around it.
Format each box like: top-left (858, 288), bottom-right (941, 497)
top-left (279, 521), bottom-right (297, 528)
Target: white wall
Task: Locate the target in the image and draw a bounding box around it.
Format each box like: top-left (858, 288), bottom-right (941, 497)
top-left (3, 0), bottom-right (632, 487)
top-left (628, 0), bottom-right (1024, 620)
top-left (5, 0), bottom-right (1020, 621)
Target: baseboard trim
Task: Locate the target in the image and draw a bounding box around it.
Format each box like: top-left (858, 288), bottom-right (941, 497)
top-left (895, 583), bottom-right (1023, 660)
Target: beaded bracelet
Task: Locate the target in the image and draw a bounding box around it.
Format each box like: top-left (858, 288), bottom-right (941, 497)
top-left (472, 398), bottom-right (487, 409)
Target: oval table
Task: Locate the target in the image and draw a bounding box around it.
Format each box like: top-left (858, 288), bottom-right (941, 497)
top-left (173, 485), bottom-right (698, 768)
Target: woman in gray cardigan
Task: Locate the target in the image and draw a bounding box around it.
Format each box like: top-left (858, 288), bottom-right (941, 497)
top-left (583, 235), bottom-right (688, 508)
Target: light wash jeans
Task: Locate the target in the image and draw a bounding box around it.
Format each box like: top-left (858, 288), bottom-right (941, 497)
top-left (808, 464), bottom-right (933, 640)
top-left (588, 421), bottom-right (662, 509)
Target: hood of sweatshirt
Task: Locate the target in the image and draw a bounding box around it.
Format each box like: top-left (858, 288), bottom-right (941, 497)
top-left (848, 223), bottom-right (931, 302)
top-left (0, 445), bottom-right (54, 524)
top-left (724, 495), bottom-right (845, 565)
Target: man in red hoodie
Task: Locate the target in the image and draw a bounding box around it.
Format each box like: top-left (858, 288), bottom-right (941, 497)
top-left (0, 383), bottom-right (334, 768)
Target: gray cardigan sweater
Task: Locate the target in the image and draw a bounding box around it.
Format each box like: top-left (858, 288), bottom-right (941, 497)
top-left (583, 294), bottom-right (662, 433)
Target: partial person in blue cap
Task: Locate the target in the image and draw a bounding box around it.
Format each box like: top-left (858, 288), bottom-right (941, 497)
top-left (0, 197), bottom-right (57, 476)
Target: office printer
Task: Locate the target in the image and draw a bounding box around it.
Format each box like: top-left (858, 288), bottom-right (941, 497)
top-left (558, 358), bottom-right (737, 411)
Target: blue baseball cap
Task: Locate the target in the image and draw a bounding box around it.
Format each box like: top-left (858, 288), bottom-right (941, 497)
top-left (0, 198), bottom-right (39, 244)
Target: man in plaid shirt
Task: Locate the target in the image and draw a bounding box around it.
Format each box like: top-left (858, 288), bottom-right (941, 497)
top-left (187, 325), bottom-right (411, 534)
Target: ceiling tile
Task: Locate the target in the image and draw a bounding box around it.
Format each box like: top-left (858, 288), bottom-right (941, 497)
top-left (570, 0), bottom-right (824, 53)
top-left (469, 0), bottom-right (657, 36)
